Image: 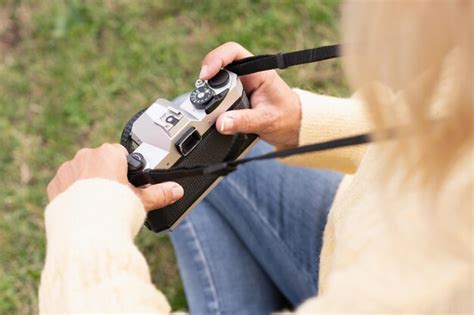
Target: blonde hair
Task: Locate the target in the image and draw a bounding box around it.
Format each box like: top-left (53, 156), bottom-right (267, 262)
top-left (341, 0), bottom-right (473, 190)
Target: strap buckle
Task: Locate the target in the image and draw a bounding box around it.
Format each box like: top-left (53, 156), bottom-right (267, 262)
top-left (276, 52), bottom-right (287, 69)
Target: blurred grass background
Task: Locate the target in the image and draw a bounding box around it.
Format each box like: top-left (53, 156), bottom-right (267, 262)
top-left (0, 0), bottom-right (346, 313)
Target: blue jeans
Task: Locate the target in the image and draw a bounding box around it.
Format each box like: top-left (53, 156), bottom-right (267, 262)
top-left (170, 141), bottom-right (342, 315)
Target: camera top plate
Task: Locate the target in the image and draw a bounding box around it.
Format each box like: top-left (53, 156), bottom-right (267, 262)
top-left (129, 70), bottom-right (243, 172)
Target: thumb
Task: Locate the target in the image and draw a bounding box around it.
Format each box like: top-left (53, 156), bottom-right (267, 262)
top-left (216, 108), bottom-right (271, 135)
top-left (133, 182), bottom-right (184, 211)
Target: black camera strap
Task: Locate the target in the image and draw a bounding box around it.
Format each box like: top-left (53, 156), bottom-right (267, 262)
top-left (128, 132), bottom-right (373, 185)
top-left (225, 44), bottom-right (340, 75)
top-left (127, 43), bottom-right (379, 186)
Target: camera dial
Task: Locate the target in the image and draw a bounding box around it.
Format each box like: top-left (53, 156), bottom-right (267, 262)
top-left (190, 86), bottom-right (215, 109)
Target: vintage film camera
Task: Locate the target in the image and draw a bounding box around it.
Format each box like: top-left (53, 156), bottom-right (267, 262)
top-left (121, 70), bottom-right (258, 234)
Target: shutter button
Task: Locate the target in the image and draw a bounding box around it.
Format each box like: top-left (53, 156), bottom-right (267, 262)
top-left (208, 70), bottom-right (230, 88)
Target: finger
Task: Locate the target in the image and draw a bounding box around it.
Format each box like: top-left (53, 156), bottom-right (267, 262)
top-left (200, 42), bottom-right (253, 79)
top-left (113, 143), bottom-right (129, 156)
top-left (216, 107), bottom-right (274, 135)
top-left (100, 143), bottom-right (127, 156)
top-left (134, 182), bottom-right (184, 211)
top-left (98, 143), bottom-right (128, 164)
top-left (106, 143), bottom-right (129, 161)
top-left (73, 148), bottom-right (92, 161)
top-left (98, 143), bottom-right (129, 181)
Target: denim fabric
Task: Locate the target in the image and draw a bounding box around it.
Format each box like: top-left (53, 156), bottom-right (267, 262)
top-left (170, 141), bottom-right (342, 315)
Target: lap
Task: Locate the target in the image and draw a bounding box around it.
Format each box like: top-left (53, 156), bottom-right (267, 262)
top-left (171, 141), bottom-right (342, 310)
top-left (207, 141), bottom-right (342, 303)
top-left (171, 201), bottom-right (289, 315)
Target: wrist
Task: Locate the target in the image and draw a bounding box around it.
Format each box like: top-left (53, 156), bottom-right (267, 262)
top-left (290, 89), bottom-right (302, 146)
top-left (45, 179), bottom-right (146, 246)
top-left (277, 89), bottom-right (301, 150)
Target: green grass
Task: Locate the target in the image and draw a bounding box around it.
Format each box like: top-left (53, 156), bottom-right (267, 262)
top-left (0, 0), bottom-right (346, 313)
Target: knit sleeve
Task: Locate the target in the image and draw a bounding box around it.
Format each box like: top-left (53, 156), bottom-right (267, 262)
top-left (38, 179), bottom-right (171, 314)
top-left (282, 89), bottom-right (372, 174)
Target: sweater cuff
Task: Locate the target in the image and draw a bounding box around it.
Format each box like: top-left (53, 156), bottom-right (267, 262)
top-left (45, 179), bottom-right (145, 247)
top-left (295, 88), bottom-right (368, 145)
top-left (281, 89), bottom-right (371, 173)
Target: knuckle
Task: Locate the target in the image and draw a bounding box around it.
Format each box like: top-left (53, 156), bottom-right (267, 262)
top-left (158, 185), bottom-right (174, 206)
top-left (75, 148), bottom-right (91, 159)
top-left (205, 41), bottom-right (244, 65)
top-left (57, 161), bottom-right (69, 174)
top-left (152, 185), bottom-right (168, 206)
top-left (164, 187), bottom-right (174, 205)
top-left (260, 110), bottom-right (276, 133)
top-left (46, 181), bottom-right (53, 194)
top-left (226, 41), bottom-right (242, 51)
top-left (205, 52), bottom-right (225, 68)
top-left (241, 112), bottom-right (252, 131)
top-left (113, 143), bottom-right (128, 155)
top-left (100, 143), bottom-right (123, 157)
top-left (204, 49), bottom-right (219, 63)
top-left (101, 143), bottom-right (114, 150)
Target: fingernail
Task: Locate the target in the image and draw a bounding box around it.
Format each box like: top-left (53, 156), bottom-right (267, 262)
top-left (199, 65), bottom-right (208, 79)
top-left (172, 186), bottom-right (184, 200)
top-left (220, 117), bottom-right (234, 132)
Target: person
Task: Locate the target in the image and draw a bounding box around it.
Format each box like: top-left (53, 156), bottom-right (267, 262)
top-left (39, 0), bottom-right (472, 313)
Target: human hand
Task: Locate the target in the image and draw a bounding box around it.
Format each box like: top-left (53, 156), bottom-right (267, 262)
top-left (47, 143), bottom-right (184, 211)
top-left (200, 42), bottom-right (302, 149)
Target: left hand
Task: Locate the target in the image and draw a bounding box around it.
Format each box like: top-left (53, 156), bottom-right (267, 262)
top-left (47, 143), bottom-right (184, 211)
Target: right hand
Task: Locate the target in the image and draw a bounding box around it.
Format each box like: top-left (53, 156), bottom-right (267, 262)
top-left (47, 143), bottom-right (184, 211)
top-left (200, 42), bottom-right (302, 149)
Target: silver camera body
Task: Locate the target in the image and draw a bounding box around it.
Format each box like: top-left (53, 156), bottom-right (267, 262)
top-left (121, 70), bottom-right (258, 234)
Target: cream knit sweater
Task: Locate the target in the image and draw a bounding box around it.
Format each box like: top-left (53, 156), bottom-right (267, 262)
top-left (39, 90), bottom-right (473, 313)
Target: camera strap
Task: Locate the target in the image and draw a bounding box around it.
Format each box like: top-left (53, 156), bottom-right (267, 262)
top-left (128, 132), bottom-right (374, 185)
top-left (225, 44), bottom-right (340, 75)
